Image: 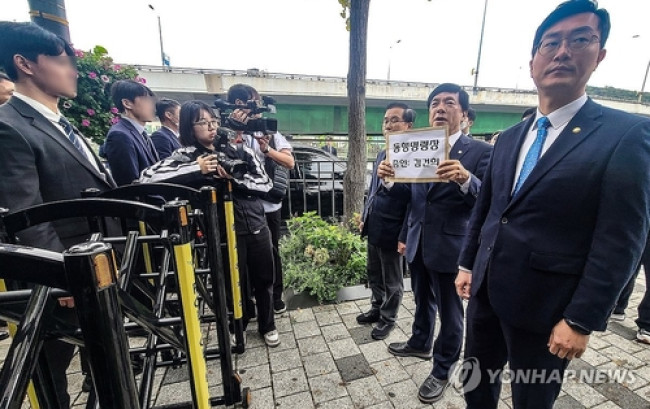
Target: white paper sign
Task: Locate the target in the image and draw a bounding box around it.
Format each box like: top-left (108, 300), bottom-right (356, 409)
top-left (386, 127), bottom-right (449, 183)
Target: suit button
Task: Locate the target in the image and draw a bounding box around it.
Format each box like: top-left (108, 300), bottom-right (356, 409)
top-left (501, 217), bottom-right (508, 224)
top-left (487, 246), bottom-right (493, 251)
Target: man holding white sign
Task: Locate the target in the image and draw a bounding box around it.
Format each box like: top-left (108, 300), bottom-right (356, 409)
top-left (377, 83), bottom-right (492, 403)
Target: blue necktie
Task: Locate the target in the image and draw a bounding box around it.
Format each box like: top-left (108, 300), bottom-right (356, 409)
top-left (59, 116), bottom-right (92, 163)
top-left (513, 116), bottom-right (551, 195)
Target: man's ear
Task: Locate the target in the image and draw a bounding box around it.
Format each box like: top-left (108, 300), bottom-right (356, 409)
top-left (121, 98), bottom-right (133, 111)
top-left (13, 54), bottom-right (34, 78)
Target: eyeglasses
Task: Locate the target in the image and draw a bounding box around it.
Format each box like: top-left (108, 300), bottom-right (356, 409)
top-left (537, 34), bottom-right (600, 56)
top-left (193, 119), bottom-right (220, 128)
top-left (383, 118), bottom-right (406, 125)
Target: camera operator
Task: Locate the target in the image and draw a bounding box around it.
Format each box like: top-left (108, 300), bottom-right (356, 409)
top-left (227, 84), bottom-right (294, 314)
top-left (138, 100), bottom-right (282, 347)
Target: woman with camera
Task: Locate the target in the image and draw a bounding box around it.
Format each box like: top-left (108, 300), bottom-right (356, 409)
top-left (139, 100), bottom-right (281, 348)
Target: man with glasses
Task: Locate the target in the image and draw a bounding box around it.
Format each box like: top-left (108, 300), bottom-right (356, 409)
top-left (455, 1), bottom-right (650, 408)
top-left (357, 103), bottom-right (414, 340)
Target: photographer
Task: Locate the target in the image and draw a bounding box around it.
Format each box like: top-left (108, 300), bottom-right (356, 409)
top-left (139, 100), bottom-right (282, 347)
top-left (226, 84), bottom-right (294, 314)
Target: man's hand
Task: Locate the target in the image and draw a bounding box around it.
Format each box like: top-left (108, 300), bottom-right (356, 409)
top-left (358, 221), bottom-right (364, 232)
top-left (437, 160), bottom-right (470, 184)
top-left (377, 160), bottom-right (394, 180)
top-left (455, 270), bottom-right (472, 300)
top-left (548, 319), bottom-right (589, 360)
top-left (58, 297), bottom-right (75, 308)
top-left (229, 109), bottom-right (250, 125)
top-left (255, 133), bottom-right (271, 153)
top-left (397, 241), bottom-right (406, 255)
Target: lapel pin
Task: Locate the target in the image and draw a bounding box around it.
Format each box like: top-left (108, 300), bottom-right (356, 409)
top-left (572, 127), bottom-right (581, 134)
top-left (458, 150), bottom-right (463, 154)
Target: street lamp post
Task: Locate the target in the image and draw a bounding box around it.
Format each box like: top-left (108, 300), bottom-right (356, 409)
top-left (387, 39), bottom-right (402, 81)
top-left (639, 59), bottom-right (650, 103)
top-left (148, 4), bottom-right (166, 68)
top-left (473, 0), bottom-right (489, 94)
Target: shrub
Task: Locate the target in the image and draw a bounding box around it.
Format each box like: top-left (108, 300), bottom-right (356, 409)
top-left (280, 212), bottom-right (367, 302)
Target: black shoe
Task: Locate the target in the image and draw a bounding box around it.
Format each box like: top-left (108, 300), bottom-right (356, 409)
top-left (418, 374), bottom-right (449, 403)
top-left (387, 342), bottom-right (432, 360)
top-left (371, 321), bottom-right (395, 340)
top-left (81, 374), bottom-right (93, 393)
top-left (274, 300), bottom-right (287, 314)
top-left (356, 310), bottom-right (380, 324)
top-left (0, 330), bottom-right (9, 341)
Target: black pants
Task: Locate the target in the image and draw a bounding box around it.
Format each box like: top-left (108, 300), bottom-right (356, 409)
top-left (464, 283), bottom-right (568, 409)
top-left (614, 238), bottom-right (650, 330)
top-left (367, 243), bottom-right (403, 323)
top-left (265, 209), bottom-right (284, 304)
top-left (237, 226), bottom-right (276, 335)
top-left (408, 243), bottom-right (463, 380)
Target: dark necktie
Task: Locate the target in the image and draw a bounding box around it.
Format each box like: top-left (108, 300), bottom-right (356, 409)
top-left (59, 116), bottom-right (92, 163)
top-left (143, 130), bottom-right (160, 162)
top-left (513, 116), bottom-right (551, 195)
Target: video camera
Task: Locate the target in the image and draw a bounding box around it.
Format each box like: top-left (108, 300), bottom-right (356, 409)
top-left (213, 96), bottom-right (278, 135)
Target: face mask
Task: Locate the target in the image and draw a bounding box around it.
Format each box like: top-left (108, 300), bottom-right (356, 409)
top-left (460, 121), bottom-right (468, 130)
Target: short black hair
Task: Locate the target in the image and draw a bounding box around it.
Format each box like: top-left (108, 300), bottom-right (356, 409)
top-left (386, 102), bottom-right (417, 123)
top-left (532, 0), bottom-right (610, 57)
top-left (227, 83), bottom-right (259, 104)
top-left (467, 107), bottom-right (476, 122)
top-left (521, 106), bottom-right (537, 120)
top-left (110, 80), bottom-right (154, 113)
top-left (155, 98), bottom-right (180, 121)
top-left (178, 100), bottom-right (218, 147)
top-left (426, 83), bottom-right (470, 113)
top-left (0, 22), bottom-right (75, 81)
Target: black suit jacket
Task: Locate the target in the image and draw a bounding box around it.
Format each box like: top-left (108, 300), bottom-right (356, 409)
top-left (0, 97), bottom-right (116, 251)
top-left (459, 99), bottom-right (650, 333)
top-left (361, 150), bottom-right (409, 250)
top-left (104, 118), bottom-right (159, 186)
top-left (151, 126), bottom-right (181, 160)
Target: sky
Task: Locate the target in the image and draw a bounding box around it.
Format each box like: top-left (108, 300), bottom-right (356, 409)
top-left (4, 0), bottom-right (650, 92)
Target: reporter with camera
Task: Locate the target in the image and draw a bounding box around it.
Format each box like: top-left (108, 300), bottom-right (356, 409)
top-left (139, 100), bottom-right (282, 347)
top-left (226, 84), bottom-right (294, 314)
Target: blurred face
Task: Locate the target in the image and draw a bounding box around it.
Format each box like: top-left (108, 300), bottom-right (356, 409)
top-left (123, 94), bottom-right (156, 123)
top-left (16, 51), bottom-right (78, 99)
top-left (382, 107), bottom-right (412, 137)
top-left (0, 79), bottom-right (15, 104)
top-left (193, 109), bottom-right (219, 148)
top-left (166, 105), bottom-right (180, 127)
top-left (428, 92), bottom-right (465, 135)
top-left (530, 13), bottom-right (606, 103)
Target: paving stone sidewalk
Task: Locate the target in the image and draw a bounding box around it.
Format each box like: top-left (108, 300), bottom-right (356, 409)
top-left (2, 273), bottom-right (650, 408)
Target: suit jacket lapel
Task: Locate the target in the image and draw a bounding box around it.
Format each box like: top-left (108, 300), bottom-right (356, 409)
top-left (507, 99), bottom-right (602, 209)
top-left (427, 135), bottom-right (470, 197)
top-left (502, 116), bottom-right (536, 196)
top-left (11, 99), bottom-right (113, 186)
top-left (121, 118), bottom-right (159, 164)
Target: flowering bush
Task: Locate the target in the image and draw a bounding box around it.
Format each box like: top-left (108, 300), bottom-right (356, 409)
top-left (58, 45), bottom-right (141, 145)
top-left (280, 212), bottom-right (367, 302)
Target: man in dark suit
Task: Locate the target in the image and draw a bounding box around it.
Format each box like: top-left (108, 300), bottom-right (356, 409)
top-left (377, 83), bottom-right (492, 403)
top-left (455, 2), bottom-right (650, 408)
top-left (357, 102), bottom-right (414, 340)
top-left (321, 136), bottom-right (337, 156)
top-left (104, 79), bottom-right (159, 186)
top-left (151, 97), bottom-right (181, 159)
top-left (0, 22), bottom-right (116, 407)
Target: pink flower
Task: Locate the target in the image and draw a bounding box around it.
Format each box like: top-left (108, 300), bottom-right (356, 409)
top-left (88, 72), bottom-right (97, 79)
top-left (86, 109), bottom-right (95, 116)
top-left (74, 49), bottom-right (84, 58)
top-left (113, 64), bottom-right (121, 71)
top-left (81, 119), bottom-right (91, 127)
top-left (100, 74), bottom-right (110, 83)
top-left (110, 117), bottom-right (119, 124)
top-left (110, 107), bottom-right (119, 114)
top-left (136, 76), bottom-right (147, 84)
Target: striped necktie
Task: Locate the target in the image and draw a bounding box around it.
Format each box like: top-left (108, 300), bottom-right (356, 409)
top-left (513, 116), bottom-right (551, 195)
top-left (59, 116), bottom-right (92, 163)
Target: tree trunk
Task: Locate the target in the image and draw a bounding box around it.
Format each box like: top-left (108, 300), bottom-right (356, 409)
top-left (344, 0), bottom-right (370, 222)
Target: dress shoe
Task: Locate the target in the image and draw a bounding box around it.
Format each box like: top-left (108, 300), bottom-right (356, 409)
top-left (371, 321), bottom-right (394, 340)
top-left (418, 374), bottom-right (449, 403)
top-left (387, 341), bottom-right (432, 360)
top-left (356, 310), bottom-right (380, 324)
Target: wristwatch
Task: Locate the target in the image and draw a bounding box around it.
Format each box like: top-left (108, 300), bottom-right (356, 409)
top-left (263, 146), bottom-right (271, 154)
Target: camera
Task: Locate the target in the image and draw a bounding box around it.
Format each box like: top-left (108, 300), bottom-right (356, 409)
top-left (213, 96), bottom-right (278, 134)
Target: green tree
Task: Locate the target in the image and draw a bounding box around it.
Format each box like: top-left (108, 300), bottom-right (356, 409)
top-left (58, 46), bottom-right (140, 145)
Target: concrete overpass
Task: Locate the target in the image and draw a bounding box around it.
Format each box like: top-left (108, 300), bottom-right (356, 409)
top-left (135, 65), bottom-right (650, 136)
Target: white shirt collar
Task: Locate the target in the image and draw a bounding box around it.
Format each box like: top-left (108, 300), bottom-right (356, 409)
top-left (448, 130), bottom-right (463, 148)
top-left (534, 94), bottom-right (588, 130)
top-left (162, 125), bottom-right (179, 137)
top-left (12, 91), bottom-right (62, 123)
top-left (121, 115), bottom-right (146, 136)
